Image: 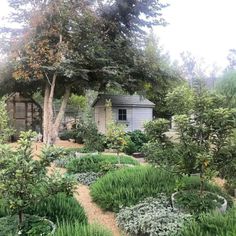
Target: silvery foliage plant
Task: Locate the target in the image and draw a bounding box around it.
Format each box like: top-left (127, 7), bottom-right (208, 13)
top-left (116, 194), bottom-right (191, 236)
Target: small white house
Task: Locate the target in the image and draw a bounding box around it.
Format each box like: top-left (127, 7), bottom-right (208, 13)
top-left (92, 94), bottom-right (155, 134)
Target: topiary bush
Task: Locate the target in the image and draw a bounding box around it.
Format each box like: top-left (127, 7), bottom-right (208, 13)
top-left (90, 166), bottom-right (177, 212)
top-left (117, 195), bottom-right (191, 236)
top-left (55, 222), bottom-right (112, 236)
top-left (180, 208), bottom-right (236, 236)
top-left (25, 192), bottom-right (87, 224)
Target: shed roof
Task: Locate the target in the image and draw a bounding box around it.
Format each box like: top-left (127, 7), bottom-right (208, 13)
top-left (92, 94), bottom-right (155, 108)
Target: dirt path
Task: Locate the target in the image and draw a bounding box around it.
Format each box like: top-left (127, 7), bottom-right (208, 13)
top-left (29, 140), bottom-right (122, 236)
top-left (74, 185), bottom-right (122, 236)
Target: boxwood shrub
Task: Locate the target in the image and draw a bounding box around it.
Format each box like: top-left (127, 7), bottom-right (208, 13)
top-left (90, 166), bottom-right (177, 212)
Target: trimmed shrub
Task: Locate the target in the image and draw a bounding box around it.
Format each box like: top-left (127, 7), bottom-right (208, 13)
top-left (55, 222), bottom-right (112, 236)
top-left (180, 208), bottom-right (236, 236)
top-left (117, 196), bottom-right (191, 236)
top-left (90, 166), bottom-right (177, 212)
top-left (66, 154), bottom-right (139, 174)
top-left (25, 193), bottom-right (87, 224)
top-left (59, 130), bottom-right (84, 144)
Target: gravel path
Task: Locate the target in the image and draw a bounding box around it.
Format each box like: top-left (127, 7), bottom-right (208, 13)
top-left (74, 185), bottom-right (122, 236)
top-left (29, 140), bottom-right (122, 236)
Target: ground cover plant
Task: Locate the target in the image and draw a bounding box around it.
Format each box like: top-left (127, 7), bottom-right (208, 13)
top-left (66, 153), bottom-right (139, 174)
top-left (55, 222), bottom-right (112, 236)
top-left (90, 166), bottom-right (177, 212)
top-left (76, 172), bottom-right (103, 186)
top-left (117, 195), bottom-right (191, 236)
top-left (179, 208), bottom-right (236, 236)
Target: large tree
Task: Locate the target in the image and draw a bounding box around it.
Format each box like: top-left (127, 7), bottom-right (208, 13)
top-left (0, 0), bottom-right (168, 144)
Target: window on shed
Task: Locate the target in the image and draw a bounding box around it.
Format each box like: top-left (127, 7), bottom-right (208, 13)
top-left (118, 109), bottom-right (127, 121)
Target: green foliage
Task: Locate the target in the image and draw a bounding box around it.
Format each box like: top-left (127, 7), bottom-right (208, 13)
top-left (144, 118), bottom-right (170, 142)
top-left (173, 191), bottom-right (224, 215)
top-left (59, 130), bottom-right (83, 144)
top-left (0, 97), bottom-right (14, 143)
top-left (166, 86), bottom-right (236, 180)
top-left (66, 154), bottom-right (139, 174)
top-left (0, 131), bottom-right (76, 225)
top-left (142, 141), bottom-right (180, 167)
top-left (55, 222), bottom-right (112, 236)
top-left (117, 196), bottom-right (191, 236)
top-left (90, 166), bottom-right (177, 212)
top-left (216, 69), bottom-right (236, 108)
top-left (166, 85), bottom-right (194, 115)
top-left (25, 192), bottom-right (87, 224)
top-left (76, 120), bottom-right (105, 152)
top-left (179, 176), bottom-right (233, 209)
top-left (0, 214), bottom-right (53, 236)
top-left (106, 122), bottom-right (127, 156)
top-left (180, 208), bottom-right (236, 236)
top-left (123, 130), bottom-right (147, 155)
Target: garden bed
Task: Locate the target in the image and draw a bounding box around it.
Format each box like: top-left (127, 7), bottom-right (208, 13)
top-left (171, 190), bottom-right (227, 214)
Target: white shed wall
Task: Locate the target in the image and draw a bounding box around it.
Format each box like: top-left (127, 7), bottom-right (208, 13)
top-left (132, 107), bottom-right (153, 131)
top-left (94, 106), bottom-right (106, 134)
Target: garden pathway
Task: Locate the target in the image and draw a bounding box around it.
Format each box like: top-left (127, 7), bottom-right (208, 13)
top-left (30, 140), bottom-right (123, 236)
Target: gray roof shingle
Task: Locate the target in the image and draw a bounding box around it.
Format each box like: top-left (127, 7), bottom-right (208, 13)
top-left (92, 94), bottom-right (155, 108)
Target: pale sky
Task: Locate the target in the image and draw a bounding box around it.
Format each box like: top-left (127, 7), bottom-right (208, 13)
top-left (155, 0), bottom-right (236, 71)
top-left (1, 0), bottom-right (236, 72)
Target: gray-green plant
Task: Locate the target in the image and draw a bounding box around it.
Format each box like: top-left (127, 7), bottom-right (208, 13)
top-left (117, 196), bottom-right (191, 236)
top-left (76, 172), bottom-right (103, 186)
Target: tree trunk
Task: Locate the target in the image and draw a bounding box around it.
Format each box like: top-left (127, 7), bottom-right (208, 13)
top-left (18, 210), bottom-right (23, 226)
top-left (43, 83), bottom-right (50, 144)
top-left (42, 74), bottom-right (71, 145)
top-left (51, 85), bottom-right (71, 143)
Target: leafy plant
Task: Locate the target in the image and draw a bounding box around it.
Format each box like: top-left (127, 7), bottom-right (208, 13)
top-left (144, 118), bottom-right (170, 142)
top-left (0, 214), bottom-right (53, 236)
top-left (180, 208), bottom-right (236, 236)
top-left (117, 196), bottom-right (191, 236)
top-left (124, 130), bottom-right (148, 155)
top-left (173, 190), bottom-right (224, 215)
top-left (90, 166), bottom-right (177, 212)
top-left (66, 154), bottom-right (138, 174)
top-left (25, 192), bottom-right (87, 224)
top-left (55, 222), bottom-right (112, 236)
top-left (106, 122), bottom-right (128, 163)
top-left (0, 97), bottom-right (14, 144)
top-left (0, 131), bottom-right (76, 227)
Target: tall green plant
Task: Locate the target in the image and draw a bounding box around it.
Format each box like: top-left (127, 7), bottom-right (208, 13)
top-left (106, 122), bottom-right (127, 164)
top-left (0, 131), bottom-right (75, 227)
top-left (0, 97), bottom-right (14, 143)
